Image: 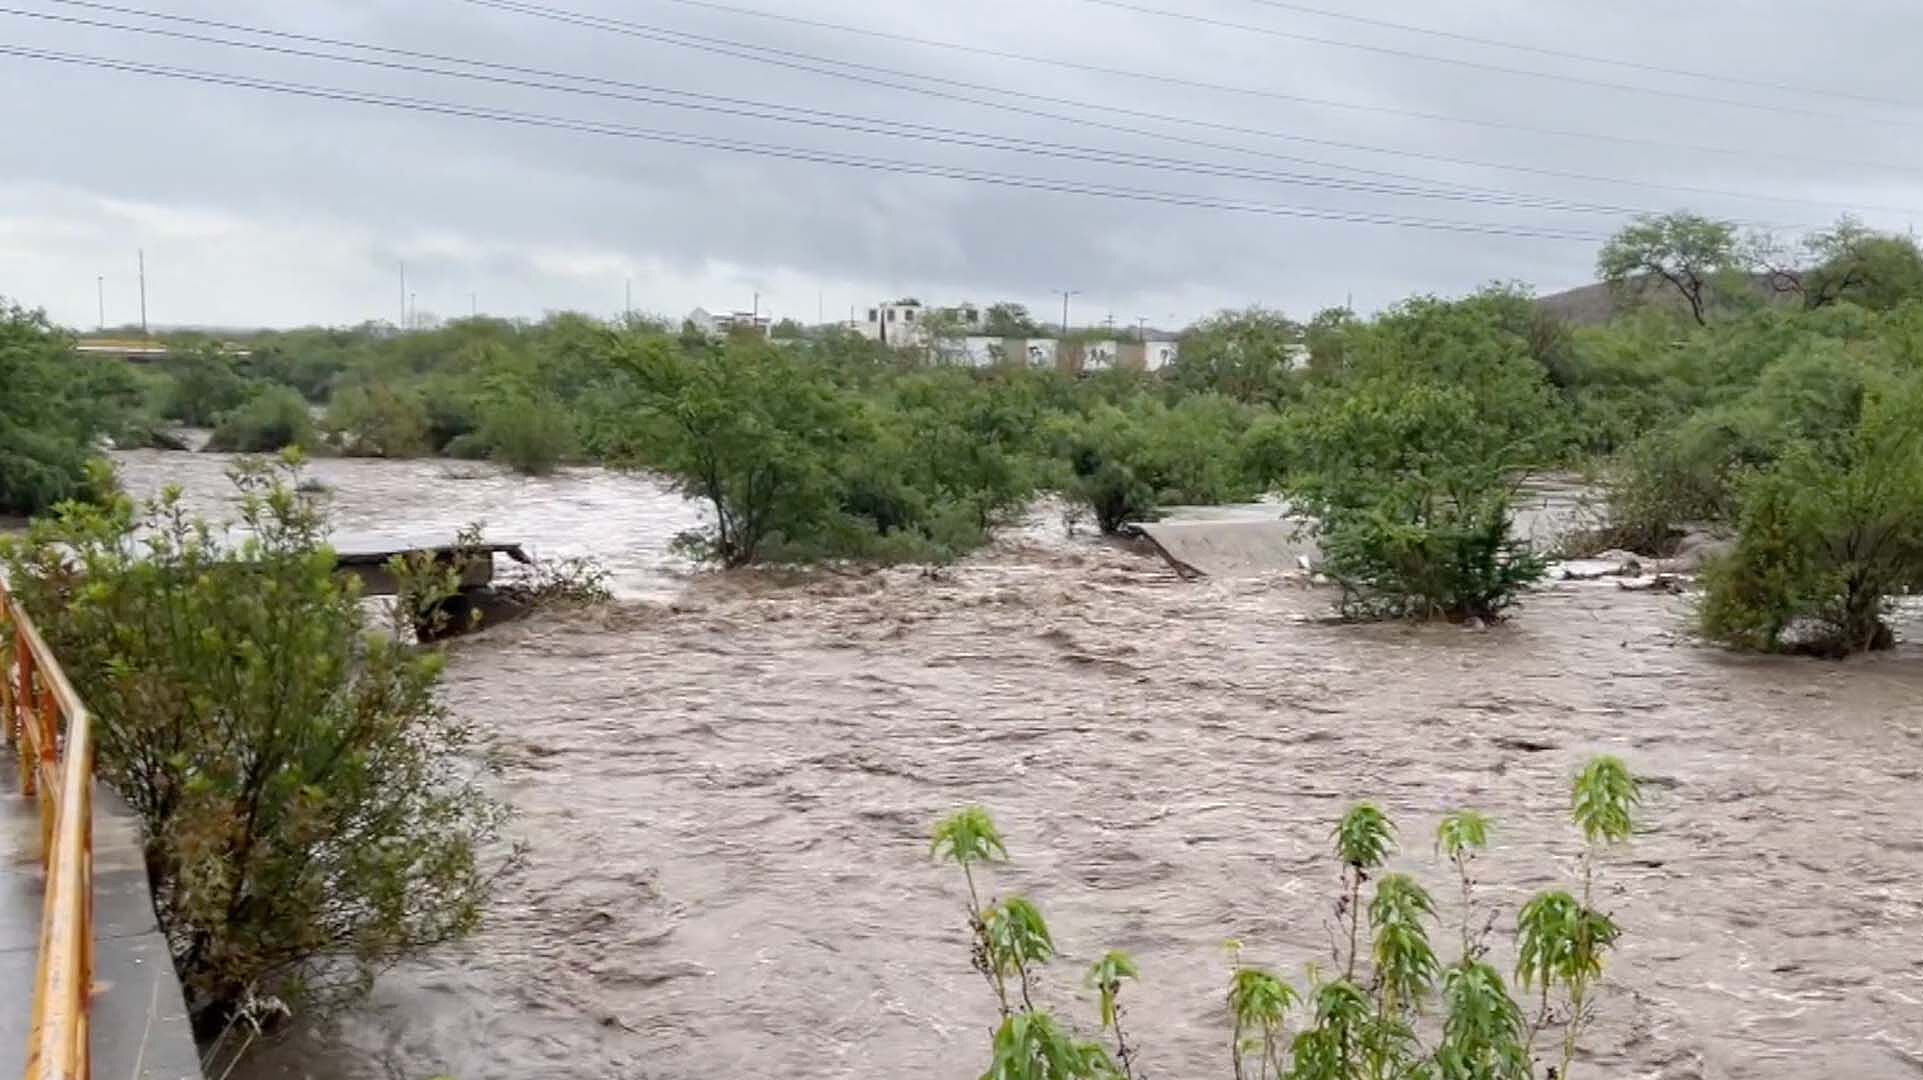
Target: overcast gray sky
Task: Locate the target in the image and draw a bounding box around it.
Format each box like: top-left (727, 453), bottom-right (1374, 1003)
top-left (3, 0), bottom-right (1920, 331)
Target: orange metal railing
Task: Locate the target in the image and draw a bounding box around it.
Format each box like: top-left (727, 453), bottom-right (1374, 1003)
top-left (0, 579), bottom-right (94, 1080)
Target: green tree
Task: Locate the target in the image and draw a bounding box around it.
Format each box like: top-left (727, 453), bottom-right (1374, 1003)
top-left (1801, 217), bottom-right (1923, 312)
top-left (1172, 307), bottom-right (1303, 403)
top-left (0, 301), bottom-right (117, 514)
top-left (1283, 294), bottom-right (1561, 619)
top-left (1597, 212), bottom-right (1743, 326)
top-left (161, 342), bottom-right (253, 426)
top-left (207, 385), bottom-right (317, 452)
top-left (0, 459), bottom-right (502, 1028)
top-left (984, 302), bottom-right (1044, 338)
top-left (326, 380), bottom-right (431, 457)
top-left (476, 390), bottom-right (576, 475)
top-left (1701, 372), bottom-right (1923, 654)
top-left (618, 338), bottom-right (857, 566)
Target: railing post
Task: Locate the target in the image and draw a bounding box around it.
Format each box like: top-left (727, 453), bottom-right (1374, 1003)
top-left (13, 637), bottom-right (32, 797)
top-left (35, 680), bottom-right (56, 864)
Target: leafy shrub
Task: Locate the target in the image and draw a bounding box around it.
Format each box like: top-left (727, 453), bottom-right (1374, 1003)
top-left (207, 385), bottom-right (317, 452)
top-left (1281, 292), bottom-right (1563, 620)
top-left (326, 380), bottom-right (431, 457)
top-left (476, 392), bottom-right (576, 475)
top-left (931, 756), bottom-right (1640, 1080)
top-left (1700, 376), bottom-right (1923, 654)
top-left (1287, 378), bottom-right (1547, 621)
top-left (620, 339), bottom-right (854, 566)
top-left (1053, 394), bottom-right (1259, 534)
top-left (0, 301), bottom-right (134, 514)
top-left (0, 458), bottom-right (502, 1029)
top-left (161, 343), bottom-right (253, 426)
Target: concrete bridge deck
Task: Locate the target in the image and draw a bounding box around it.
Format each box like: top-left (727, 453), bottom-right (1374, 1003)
top-left (0, 766), bottom-right (200, 1079)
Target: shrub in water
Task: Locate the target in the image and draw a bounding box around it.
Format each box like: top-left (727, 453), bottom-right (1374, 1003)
top-left (207, 385), bottom-right (316, 452)
top-left (0, 456), bottom-right (503, 1029)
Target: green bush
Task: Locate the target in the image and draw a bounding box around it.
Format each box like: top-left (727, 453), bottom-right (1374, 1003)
top-left (207, 385), bottom-right (316, 452)
top-left (619, 339), bottom-right (853, 565)
top-left (326, 380), bottom-right (431, 457)
top-left (1283, 295), bottom-right (1561, 620)
top-left (0, 458), bottom-right (502, 1028)
top-left (477, 392), bottom-right (576, 475)
top-left (1700, 375), bottom-right (1923, 655)
top-left (161, 343), bottom-right (253, 426)
top-left (0, 300), bottom-right (132, 514)
top-left (1053, 394), bottom-right (1259, 534)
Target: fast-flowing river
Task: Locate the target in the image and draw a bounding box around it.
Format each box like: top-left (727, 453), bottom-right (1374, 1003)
top-left (110, 450), bottom-right (1923, 1080)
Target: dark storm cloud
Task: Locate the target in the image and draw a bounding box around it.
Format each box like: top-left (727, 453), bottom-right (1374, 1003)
top-left (3, 0), bottom-right (1920, 329)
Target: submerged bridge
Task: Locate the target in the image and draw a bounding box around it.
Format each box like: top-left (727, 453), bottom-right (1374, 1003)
top-left (0, 540), bottom-right (528, 1078)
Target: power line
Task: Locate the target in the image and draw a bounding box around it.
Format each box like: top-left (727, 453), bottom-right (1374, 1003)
top-left (36, 0), bottom-right (1633, 210)
top-left (0, 3), bottom-right (1651, 216)
top-left (455, 0), bottom-right (1923, 218)
top-left (0, 42), bottom-right (1615, 242)
top-left (602, 0), bottom-right (1923, 184)
top-left (1231, 0), bottom-right (1918, 111)
top-left (1071, 0), bottom-right (1923, 131)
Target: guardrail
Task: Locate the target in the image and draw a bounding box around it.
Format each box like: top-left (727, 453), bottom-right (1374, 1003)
top-left (0, 579), bottom-right (95, 1080)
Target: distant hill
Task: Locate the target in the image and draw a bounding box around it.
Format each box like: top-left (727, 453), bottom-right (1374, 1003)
top-left (1536, 274), bottom-right (1797, 327)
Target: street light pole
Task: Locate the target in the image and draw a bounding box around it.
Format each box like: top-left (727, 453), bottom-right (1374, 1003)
top-left (96, 275), bottom-right (104, 331)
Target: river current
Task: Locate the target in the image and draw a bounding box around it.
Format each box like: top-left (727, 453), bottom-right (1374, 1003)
top-left (108, 450), bottom-right (1923, 1080)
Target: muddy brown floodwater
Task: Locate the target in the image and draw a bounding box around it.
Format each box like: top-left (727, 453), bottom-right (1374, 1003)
top-left (112, 452), bottom-right (1923, 1080)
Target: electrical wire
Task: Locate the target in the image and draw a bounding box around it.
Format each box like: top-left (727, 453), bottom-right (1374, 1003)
top-left (0, 42), bottom-right (1617, 242)
top-left (591, 0), bottom-right (1923, 181)
top-left (0, 3), bottom-right (1658, 216)
top-left (453, 0), bottom-right (1923, 217)
top-left (1071, 0), bottom-right (1923, 130)
top-left (1230, 0), bottom-right (1918, 111)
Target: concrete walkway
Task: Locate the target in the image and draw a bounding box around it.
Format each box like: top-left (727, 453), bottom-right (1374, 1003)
top-left (0, 765), bottom-right (201, 1079)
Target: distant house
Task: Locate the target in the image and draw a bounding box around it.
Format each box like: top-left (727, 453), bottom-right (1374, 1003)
top-left (858, 299), bottom-right (990, 347)
top-left (857, 299), bottom-right (924, 346)
top-left (687, 307), bottom-right (772, 339)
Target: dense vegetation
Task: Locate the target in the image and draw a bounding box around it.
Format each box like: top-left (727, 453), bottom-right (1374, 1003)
top-left (932, 755), bottom-right (1641, 1079)
top-left (5, 211), bottom-right (1923, 649)
top-left (0, 458), bottom-right (504, 1039)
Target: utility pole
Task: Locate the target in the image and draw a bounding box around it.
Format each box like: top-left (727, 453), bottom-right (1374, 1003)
top-left (96, 275), bottom-right (104, 331)
top-left (137, 249), bottom-right (148, 336)
top-left (409, 292), bottom-right (417, 331)
top-left (624, 277), bottom-right (632, 322)
top-left (1135, 316), bottom-right (1148, 342)
top-left (471, 291), bottom-right (478, 318)
top-left (399, 261), bottom-right (407, 331)
top-left (1053, 288), bottom-right (1079, 338)
top-left (752, 291), bottom-right (760, 320)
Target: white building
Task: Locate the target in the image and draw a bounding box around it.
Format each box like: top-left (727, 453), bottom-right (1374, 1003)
top-left (858, 300), bottom-right (925, 347)
top-left (687, 307), bottom-right (772, 339)
top-left (858, 300), bottom-right (988, 347)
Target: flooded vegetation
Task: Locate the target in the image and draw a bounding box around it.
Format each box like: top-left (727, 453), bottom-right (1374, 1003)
top-left (101, 452), bottom-right (1922, 1080)
top-left (11, 215), bottom-right (1923, 1080)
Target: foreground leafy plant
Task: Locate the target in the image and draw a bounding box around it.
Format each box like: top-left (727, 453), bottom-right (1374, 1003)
top-left (931, 753), bottom-right (1638, 1080)
top-left (1087, 951), bottom-right (1141, 1080)
top-left (932, 808), bottom-right (1129, 1079)
top-left (1227, 963), bottom-right (1297, 1080)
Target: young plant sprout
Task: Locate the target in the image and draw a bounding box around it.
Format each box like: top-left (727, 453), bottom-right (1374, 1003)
top-left (930, 753), bottom-right (1638, 1080)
